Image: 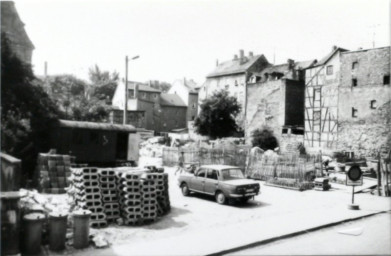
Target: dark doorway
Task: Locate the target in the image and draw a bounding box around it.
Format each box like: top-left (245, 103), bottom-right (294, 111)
top-left (116, 132), bottom-right (128, 160)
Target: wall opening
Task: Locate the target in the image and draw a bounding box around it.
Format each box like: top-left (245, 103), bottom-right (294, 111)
top-left (384, 75), bottom-right (390, 85)
top-left (352, 78), bottom-right (358, 87)
top-left (352, 61), bottom-right (358, 70)
top-left (370, 100), bottom-right (377, 109)
top-left (326, 65), bottom-right (333, 75)
top-left (352, 107), bottom-right (358, 118)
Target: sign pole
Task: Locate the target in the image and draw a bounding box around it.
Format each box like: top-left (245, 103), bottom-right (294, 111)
top-left (352, 185), bottom-right (355, 204)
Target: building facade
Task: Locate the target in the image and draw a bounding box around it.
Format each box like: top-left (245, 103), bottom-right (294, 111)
top-left (304, 46), bottom-right (391, 156)
top-left (1, 1), bottom-right (34, 63)
top-left (168, 78), bottom-right (199, 122)
top-left (200, 50), bottom-right (270, 128)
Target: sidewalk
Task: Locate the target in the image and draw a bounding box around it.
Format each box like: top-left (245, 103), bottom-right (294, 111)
top-left (74, 192), bottom-right (391, 256)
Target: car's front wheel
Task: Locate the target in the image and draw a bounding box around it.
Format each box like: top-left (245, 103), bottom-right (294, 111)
top-left (181, 183), bottom-right (190, 196)
top-left (215, 191), bottom-right (226, 204)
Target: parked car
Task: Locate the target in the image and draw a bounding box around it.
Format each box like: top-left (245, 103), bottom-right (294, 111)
top-left (177, 165), bottom-right (260, 204)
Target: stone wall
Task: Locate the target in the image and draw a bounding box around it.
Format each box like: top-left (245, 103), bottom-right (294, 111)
top-left (338, 47), bottom-right (391, 156)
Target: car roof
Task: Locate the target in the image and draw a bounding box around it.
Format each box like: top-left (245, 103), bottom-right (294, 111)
top-left (199, 165), bottom-right (241, 170)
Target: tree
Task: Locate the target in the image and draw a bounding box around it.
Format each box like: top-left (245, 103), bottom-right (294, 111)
top-left (1, 33), bottom-right (60, 184)
top-left (88, 64), bottom-right (119, 101)
top-left (251, 127), bottom-right (279, 151)
top-left (194, 89), bottom-right (241, 139)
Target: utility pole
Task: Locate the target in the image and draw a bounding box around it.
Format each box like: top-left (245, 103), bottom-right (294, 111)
top-left (123, 56), bottom-right (129, 125)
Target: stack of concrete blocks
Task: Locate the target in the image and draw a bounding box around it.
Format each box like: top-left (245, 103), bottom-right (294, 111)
top-left (140, 172), bottom-right (159, 223)
top-left (98, 168), bottom-right (120, 223)
top-left (38, 153), bottom-right (73, 194)
top-left (117, 170), bottom-right (144, 225)
top-left (72, 168), bottom-right (107, 228)
top-left (157, 173), bottom-right (171, 215)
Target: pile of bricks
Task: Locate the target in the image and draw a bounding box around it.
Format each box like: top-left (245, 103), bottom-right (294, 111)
top-left (37, 153), bottom-right (73, 194)
top-left (99, 168), bottom-right (120, 223)
top-left (72, 168), bottom-right (107, 228)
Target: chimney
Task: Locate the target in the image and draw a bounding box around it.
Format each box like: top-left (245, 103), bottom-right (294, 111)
top-left (332, 45), bottom-right (338, 51)
top-left (239, 49), bottom-right (244, 63)
top-left (358, 47), bottom-right (363, 50)
top-left (233, 54), bottom-right (238, 60)
top-left (287, 59), bottom-right (295, 69)
top-left (249, 51), bottom-right (254, 57)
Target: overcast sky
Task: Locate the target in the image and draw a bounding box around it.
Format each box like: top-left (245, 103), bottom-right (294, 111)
top-left (15, 0), bottom-right (390, 85)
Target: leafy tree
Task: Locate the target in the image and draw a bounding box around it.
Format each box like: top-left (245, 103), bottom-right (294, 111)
top-left (251, 127), bottom-right (279, 151)
top-left (1, 33), bottom-right (60, 184)
top-left (194, 89), bottom-right (241, 139)
top-left (88, 64), bottom-right (119, 101)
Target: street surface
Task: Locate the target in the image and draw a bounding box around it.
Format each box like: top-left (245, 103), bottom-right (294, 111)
top-left (67, 157), bottom-right (391, 256)
top-left (229, 212), bottom-right (391, 255)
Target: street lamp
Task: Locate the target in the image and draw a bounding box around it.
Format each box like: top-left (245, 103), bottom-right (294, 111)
top-left (123, 55), bottom-right (140, 125)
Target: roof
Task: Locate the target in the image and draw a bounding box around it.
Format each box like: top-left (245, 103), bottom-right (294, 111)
top-left (58, 119), bottom-right (136, 132)
top-left (160, 94), bottom-right (187, 107)
top-left (200, 164), bottom-right (241, 170)
top-left (340, 46), bottom-right (390, 54)
top-left (311, 47), bottom-right (349, 68)
top-left (295, 59), bottom-right (317, 69)
top-left (206, 55), bottom-right (266, 78)
top-left (127, 81), bottom-right (161, 93)
top-left (173, 79), bottom-right (199, 93)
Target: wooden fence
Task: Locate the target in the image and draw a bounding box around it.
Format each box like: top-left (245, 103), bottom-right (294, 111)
top-left (162, 146), bottom-right (250, 169)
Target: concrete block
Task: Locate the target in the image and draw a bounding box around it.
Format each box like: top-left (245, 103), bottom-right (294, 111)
top-left (90, 220), bottom-right (107, 228)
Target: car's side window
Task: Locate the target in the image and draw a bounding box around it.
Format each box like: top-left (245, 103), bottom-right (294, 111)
top-left (206, 169), bottom-right (218, 180)
top-left (196, 169), bottom-right (206, 178)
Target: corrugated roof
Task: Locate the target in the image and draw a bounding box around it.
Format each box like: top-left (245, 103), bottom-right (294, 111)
top-left (58, 119), bottom-right (136, 132)
top-left (127, 81), bottom-right (161, 93)
top-left (206, 55), bottom-right (266, 78)
top-left (160, 94), bottom-right (187, 107)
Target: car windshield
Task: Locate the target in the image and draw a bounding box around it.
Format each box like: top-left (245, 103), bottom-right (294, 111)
top-left (221, 168), bottom-right (244, 180)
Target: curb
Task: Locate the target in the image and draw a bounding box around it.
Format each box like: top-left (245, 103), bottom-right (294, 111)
top-left (206, 211), bottom-right (388, 256)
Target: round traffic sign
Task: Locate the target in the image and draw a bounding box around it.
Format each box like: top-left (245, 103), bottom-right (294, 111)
top-left (347, 165), bottom-right (362, 181)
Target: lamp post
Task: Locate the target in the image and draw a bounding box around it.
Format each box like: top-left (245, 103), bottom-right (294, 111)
top-left (123, 55), bottom-right (140, 125)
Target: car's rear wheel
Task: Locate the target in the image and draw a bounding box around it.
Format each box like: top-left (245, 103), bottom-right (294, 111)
top-left (215, 191), bottom-right (226, 204)
top-left (181, 183), bottom-right (190, 196)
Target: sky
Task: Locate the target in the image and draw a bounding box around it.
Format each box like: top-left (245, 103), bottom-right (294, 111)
top-left (14, 0), bottom-right (390, 85)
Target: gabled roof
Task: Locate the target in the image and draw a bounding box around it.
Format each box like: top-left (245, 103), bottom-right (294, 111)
top-left (295, 59), bottom-right (317, 70)
top-left (172, 79), bottom-right (199, 93)
top-left (311, 47), bottom-right (349, 68)
top-left (160, 94), bottom-right (187, 107)
top-left (58, 119), bottom-right (136, 132)
top-left (206, 55), bottom-right (266, 78)
top-left (127, 81), bottom-right (161, 93)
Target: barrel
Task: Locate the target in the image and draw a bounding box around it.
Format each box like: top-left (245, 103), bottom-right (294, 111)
top-left (48, 212), bottom-right (68, 251)
top-left (22, 213), bottom-right (46, 255)
top-left (72, 210), bottom-right (91, 249)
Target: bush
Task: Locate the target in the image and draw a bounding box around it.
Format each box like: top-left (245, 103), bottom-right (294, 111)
top-left (251, 127), bottom-right (278, 151)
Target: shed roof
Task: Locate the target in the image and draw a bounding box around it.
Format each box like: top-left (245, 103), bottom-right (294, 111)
top-left (58, 119), bottom-right (136, 132)
top-left (160, 94), bottom-right (187, 107)
top-left (127, 81), bottom-right (161, 93)
top-left (206, 55), bottom-right (266, 78)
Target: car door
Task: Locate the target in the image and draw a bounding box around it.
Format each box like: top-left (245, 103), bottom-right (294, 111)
top-left (190, 168), bottom-right (206, 192)
top-left (204, 169), bottom-right (219, 195)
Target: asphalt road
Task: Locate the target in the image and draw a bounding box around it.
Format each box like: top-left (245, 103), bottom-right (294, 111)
top-left (228, 212), bottom-right (391, 255)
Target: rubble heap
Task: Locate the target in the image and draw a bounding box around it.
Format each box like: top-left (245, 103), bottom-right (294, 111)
top-left (37, 153), bottom-right (74, 194)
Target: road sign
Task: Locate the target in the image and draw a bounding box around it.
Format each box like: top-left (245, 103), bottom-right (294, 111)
top-left (346, 165), bottom-right (363, 186)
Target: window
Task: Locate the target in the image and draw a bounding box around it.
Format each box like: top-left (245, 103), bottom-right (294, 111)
top-left (142, 92), bottom-right (146, 98)
top-left (352, 107), bottom-right (358, 118)
top-left (352, 79), bottom-right (358, 87)
top-left (384, 75), bottom-right (390, 85)
top-left (370, 100), bottom-right (377, 109)
top-left (207, 169), bottom-right (219, 180)
top-left (153, 94), bottom-right (157, 98)
top-left (326, 65), bottom-right (333, 75)
top-left (196, 169), bottom-right (206, 178)
top-left (352, 62), bottom-right (358, 70)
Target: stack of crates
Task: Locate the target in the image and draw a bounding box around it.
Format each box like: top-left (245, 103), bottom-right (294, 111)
top-left (72, 168), bottom-right (107, 228)
top-left (117, 170), bottom-right (144, 225)
top-left (38, 153), bottom-right (73, 194)
top-left (98, 168), bottom-right (120, 223)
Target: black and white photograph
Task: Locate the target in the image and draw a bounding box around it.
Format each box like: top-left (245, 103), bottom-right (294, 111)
top-left (1, 0), bottom-right (390, 255)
